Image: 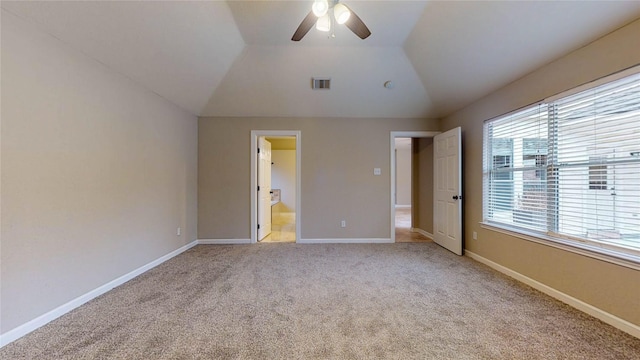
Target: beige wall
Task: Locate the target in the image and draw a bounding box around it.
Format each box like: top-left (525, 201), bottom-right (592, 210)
top-left (271, 150), bottom-right (296, 212)
top-left (1, 10), bottom-right (198, 334)
top-left (198, 117), bottom-right (438, 240)
top-left (268, 138), bottom-right (296, 150)
top-left (395, 145), bottom-right (412, 206)
top-left (441, 18), bottom-right (640, 325)
top-left (413, 138), bottom-right (434, 235)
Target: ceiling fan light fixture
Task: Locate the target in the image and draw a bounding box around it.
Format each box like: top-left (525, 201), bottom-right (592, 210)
top-left (333, 3), bottom-right (351, 24)
top-left (312, 0), bottom-right (329, 17)
top-left (316, 14), bottom-right (331, 32)
top-left (292, 0), bottom-right (371, 41)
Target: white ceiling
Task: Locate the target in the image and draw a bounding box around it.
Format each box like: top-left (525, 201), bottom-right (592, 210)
top-left (3, 1), bottom-right (640, 119)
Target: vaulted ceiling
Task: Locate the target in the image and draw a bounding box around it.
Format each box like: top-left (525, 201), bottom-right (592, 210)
top-left (3, 1), bottom-right (640, 119)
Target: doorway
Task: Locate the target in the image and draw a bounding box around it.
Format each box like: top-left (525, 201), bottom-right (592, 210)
top-left (390, 131), bottom-right (440, 242)
top-left (262, 136), bottom-right (297, 242)
top-left (394, 138), bottom-right (416, 242)
top-left (251, 131), bottom-right (301, 244)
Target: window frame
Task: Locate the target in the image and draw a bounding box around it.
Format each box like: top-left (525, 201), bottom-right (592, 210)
top-left (481, 66), bottom-right (640, 269)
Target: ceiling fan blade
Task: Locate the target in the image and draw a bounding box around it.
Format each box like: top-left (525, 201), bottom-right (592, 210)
top-left (292, 11), bottom-right (316, 41)
top-left (344, 5), bottom-right (371, 40)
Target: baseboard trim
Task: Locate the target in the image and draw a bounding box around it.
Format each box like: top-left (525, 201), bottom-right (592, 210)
top-left (0, 240), bottom-right (198, 348)
top-left (197, 239), bottom-right (251, 245)
top-left (298, 238), bottom-right (393, 244)
top-left (411, 228), bottom-right (433, 239)
top-left (465, 250), bottom-right (640, 339)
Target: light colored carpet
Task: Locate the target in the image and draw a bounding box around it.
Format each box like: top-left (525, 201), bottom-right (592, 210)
top-left (2, 243), bottom-right (639, 359)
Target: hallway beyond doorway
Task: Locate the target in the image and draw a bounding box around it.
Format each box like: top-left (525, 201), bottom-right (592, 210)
top-left (395, 207), bottom-right (431, 243)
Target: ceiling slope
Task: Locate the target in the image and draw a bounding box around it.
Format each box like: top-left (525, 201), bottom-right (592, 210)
top-left (227, 0), bottom-right (427, 47)
top-left (1, 1), bottom-right (245, 116)
top-left (405, 0), bottom-right (640, 117)
top-left (201, 45), bottom-right (432, 118)
top-left (2, 1), bottom-right (640, 119)
top-left (203, 1), bottom-right (431, 118)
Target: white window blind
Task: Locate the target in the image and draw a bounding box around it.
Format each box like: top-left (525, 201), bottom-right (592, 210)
top-left (483, 68), bottom-right (640, 260)
top-left (483, 105), bottom-right (548, 231)
top-left (550, 72), bottom-right (640, 253)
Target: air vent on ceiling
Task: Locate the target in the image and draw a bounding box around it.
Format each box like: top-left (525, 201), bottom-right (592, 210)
top-left (312, 78), bottom-right (331, 90)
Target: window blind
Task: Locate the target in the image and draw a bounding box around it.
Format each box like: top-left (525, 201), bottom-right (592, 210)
top-left (483, 67), bottom-right (640, 259)
top-left (483, 104), bottom-right (548, 231)
top-left (550, 72), bottom-right (640, 253)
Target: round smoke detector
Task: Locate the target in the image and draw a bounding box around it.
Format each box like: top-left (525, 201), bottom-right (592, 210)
top-left (384, 81), bottom-right (395, 89)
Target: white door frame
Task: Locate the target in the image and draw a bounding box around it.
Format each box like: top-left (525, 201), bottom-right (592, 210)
top-left (390, 131), bottom-right (440, 242)
top-left (251, 130), bottom-right (301, 244)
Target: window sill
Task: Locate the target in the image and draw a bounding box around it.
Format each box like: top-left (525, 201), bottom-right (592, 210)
top-left (479, 222), bottom-right (640, 271)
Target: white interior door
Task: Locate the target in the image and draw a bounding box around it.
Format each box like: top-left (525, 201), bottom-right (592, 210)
top-left (257, 137), bottom-right (272, 241)
top-left (433, 127), bottom-right (462, 255)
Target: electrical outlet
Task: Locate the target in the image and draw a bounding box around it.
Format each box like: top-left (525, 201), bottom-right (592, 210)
top-left (373, 168), bottom-right (381, 176)
top-left (472, 231), bottom-right (477, 240)
top-left (341, 220), bottom-right (346, 228)
top-left (177, 227), bottom-right (181, 236)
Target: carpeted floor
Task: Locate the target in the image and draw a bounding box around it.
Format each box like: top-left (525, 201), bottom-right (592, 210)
top-left (2, 243), bottom-right (639, 359)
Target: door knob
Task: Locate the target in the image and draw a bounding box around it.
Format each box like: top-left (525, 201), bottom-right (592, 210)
top-left (453, 195), bottom-right (462, 200)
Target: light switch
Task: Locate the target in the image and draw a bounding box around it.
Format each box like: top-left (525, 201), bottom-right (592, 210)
top-left (374, 168), bottom-right (381, 175)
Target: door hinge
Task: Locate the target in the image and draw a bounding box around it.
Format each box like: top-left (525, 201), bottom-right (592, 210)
top-left (258, 148), bottom-right (260, 154)
top-left (257, 186), bottom-right (260, 191)
top-left (257, 224), bottom-right (260, 229)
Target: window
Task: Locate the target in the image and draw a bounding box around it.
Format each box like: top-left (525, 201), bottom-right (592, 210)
top-left (483, 68), bottom-right (640, 262)
top-left (483, 105), bottom-right (548, 231)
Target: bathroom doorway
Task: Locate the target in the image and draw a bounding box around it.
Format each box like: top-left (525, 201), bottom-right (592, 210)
top-left (261, 136), bottom-right (297, 242)
top-left (250, 131), bottom-right (301, 244)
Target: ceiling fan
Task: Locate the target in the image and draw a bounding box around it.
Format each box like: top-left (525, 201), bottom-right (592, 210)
top-left (292, 0), bottom-right (371, 41)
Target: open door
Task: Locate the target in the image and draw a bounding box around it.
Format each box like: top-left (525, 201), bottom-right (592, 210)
top-left (257, 137), bottom-right (272, 241)
top-left (433, 127), bottom-right (462, 255)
